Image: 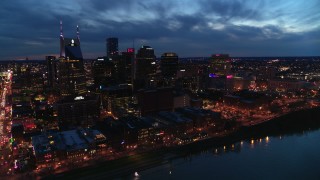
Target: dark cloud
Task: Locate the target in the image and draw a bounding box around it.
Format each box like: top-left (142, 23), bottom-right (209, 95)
top-left (85, 0), bottom-right (134, 11)
top-left (199, 0), bottom-right (265, 21)
top-left (0, 0), bottom-right (319, 60)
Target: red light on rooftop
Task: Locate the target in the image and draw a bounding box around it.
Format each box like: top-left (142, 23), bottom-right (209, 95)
top-left (127, 48), bottom-right (134, 53)
top-left (226, 75), bottom-right (233, 79)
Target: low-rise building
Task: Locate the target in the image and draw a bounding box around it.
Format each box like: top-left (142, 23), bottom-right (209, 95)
top-left (31, 128), bottom-right (106, 164)
top-left (56, 95), bottom-right (99, 130)
top-left (268, 79), bottom-right (305, 92)
top-left (175, 107), bottom-right (221, 129)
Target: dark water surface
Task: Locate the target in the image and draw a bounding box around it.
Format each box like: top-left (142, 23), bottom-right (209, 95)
top-left (131, 129), bottom-right (320, 180)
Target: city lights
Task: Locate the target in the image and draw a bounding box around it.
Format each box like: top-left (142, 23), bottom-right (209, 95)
top-left (0, 3), bottom-right (318, 178)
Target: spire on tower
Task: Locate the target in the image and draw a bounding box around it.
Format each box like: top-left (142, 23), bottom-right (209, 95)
top-left (77, 25), bottom-right (80, 43)
top-left (60, 20), bottom-right (64, 37)
top-left (60, 20), bottom-right (65, 57)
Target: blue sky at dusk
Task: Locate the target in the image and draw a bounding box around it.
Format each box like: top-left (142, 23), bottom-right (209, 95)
top-left (0, 0), bottom-right (319, 60)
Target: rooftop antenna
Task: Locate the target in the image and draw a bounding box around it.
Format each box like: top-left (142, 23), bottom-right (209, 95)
top-left (132, 39), bottom-right (135, 51)
top-left (60, 20), bottom-right (63, 38)
top-left (60, 20), bottom-right (65, 57)
top-left (77, 25), bottom-right (80, 43)
top-left (141, 39), bottom-right (145, 46)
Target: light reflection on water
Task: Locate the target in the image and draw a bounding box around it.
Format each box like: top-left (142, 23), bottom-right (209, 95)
top-left (129, 130), bottom-right (320, 180)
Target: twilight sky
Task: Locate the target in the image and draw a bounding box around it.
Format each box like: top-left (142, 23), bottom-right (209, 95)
top-left (0, 0), bottom-right (320, 60)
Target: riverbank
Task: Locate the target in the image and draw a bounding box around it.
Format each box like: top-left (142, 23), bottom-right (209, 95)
top-left (172, 107), bottom-right (320, 154)
top-left (46, 107), bottom-right (320, 179)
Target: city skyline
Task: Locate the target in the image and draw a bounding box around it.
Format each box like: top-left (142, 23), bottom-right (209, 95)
top-left (1, 0), bottom-right (320, 60)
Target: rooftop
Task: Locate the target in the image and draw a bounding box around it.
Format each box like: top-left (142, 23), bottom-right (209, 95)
top-left (31, 128), bottom-right (106, 156)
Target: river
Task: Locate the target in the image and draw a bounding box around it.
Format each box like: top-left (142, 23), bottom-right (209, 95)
top-left (129, 129), bottom-right (320, 180)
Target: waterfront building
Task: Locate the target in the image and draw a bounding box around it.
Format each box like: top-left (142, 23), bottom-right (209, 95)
top-left (98, 116), bottom-right (161, 150)
top-left (31, 128), bottom-right (106, 164)
top-left (223, 90), bottom-right (270, 110)
top-left (175, 107), bottom-right (221, 129)
top-left (157, 111), bottom-right (193, 136)
top-left (119, 116), bottom-right (151, 148)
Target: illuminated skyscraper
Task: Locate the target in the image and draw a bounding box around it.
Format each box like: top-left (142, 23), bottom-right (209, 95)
top-left (92, 57), bottom-right (114, 87)
top-left (208, 54), bottom-right (232, 91)
top-left (92, 57), bottom-right (108, 87)
top-left (160, 52), bottom-right (179, 87)
top-left (106, 37), bottom-right (119, 58)
top-left (209, 54), bottom-right (231, 77)
top-left (46, 56), bottom-right (58, 88)
top-left (160, 52), bottom-right (179, 78)
top-left (119, 48), bottom-right (135, 84)
top-left (58, 21), bottom-right (86, 96)
top-left (134, 45), bottom-right (156, 90)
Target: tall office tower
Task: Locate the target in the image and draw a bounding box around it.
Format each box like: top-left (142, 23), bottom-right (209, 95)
top-left (160, 52), bottom-right (179, 79)
top-left (209, 54), bottom-right (231, 77)
top-left (208, 54), bottom-right (232, 91)
top-left (92, 57), bottom-right (115, 88)
top-left (58, 21), bottom-right (86, 96)
top-left (92, 57), bottom-right (108, 88)
top-left (106, 37), bottom-right (119, 58)
top-left (46, 56), bottom-right (58, 88)
top-left (134, 45), bottom-right (156, 90)
top-left (120, 48), bottom-right (135, 84)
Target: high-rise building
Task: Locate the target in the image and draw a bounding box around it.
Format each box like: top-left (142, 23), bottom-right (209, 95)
top-left (58, 21), bottom-right (86, 96)
top-left (160, 52), bottom-right (179, 85)
top-left (46, 56), bottom-right (58, 88)
top-left (92, 57), bottom-right (107, 87)
top-left (57, 95), bottom-right (100, 130)
top-left (208, 54), bottom-right (232, 91)
top-left (137, 87), bottom-right (173, 116)
top-left (101, 84), bottom-right (136, 118)
top-left (209, 54), bottom-right (231, 77)
top-left (94, 57), bottom-right (118, 87)
top-left (134, 45), bottom-right (156, 90)
top-left (120, 48), bottom-right (135, 84)
top-left (106, 37), bottom-right (119, 58)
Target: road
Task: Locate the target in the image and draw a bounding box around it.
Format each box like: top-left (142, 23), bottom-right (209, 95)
top-left (52, 150), bottom-right (174, 180)
top-left (0, 70), bottom-right (13, 176)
